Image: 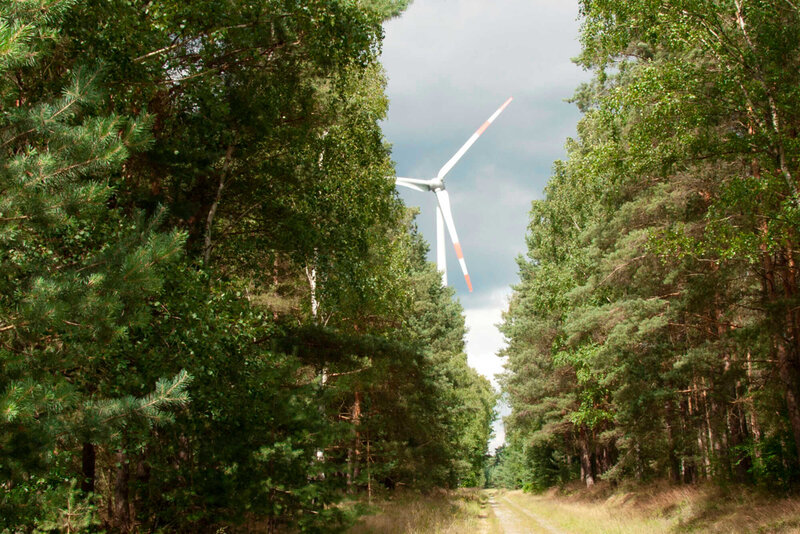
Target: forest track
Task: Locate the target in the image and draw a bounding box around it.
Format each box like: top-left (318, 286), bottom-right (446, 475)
top-left (490, 491), bottom-right (567, 534)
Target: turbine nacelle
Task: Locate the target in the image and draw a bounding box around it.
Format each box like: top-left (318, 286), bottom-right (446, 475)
top-left (394, 97), bottom-right (513, 293)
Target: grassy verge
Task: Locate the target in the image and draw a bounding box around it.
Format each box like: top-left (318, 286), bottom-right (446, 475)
top-left (347, 488), bottom-right (501, 534)
top-left (495, 481), bottom-right (800, 533)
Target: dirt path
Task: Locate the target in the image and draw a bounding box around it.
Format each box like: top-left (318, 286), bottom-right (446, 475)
top-left (489, 492), bottom-right (566, 534)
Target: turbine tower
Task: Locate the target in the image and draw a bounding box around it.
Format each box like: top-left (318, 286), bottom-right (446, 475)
top-left (396, 97), bottom-right (512, 292)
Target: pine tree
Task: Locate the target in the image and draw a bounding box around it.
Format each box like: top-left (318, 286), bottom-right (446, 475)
top-left (502, 0), bottom-right (800, 491)
top-left (0, 2), bottom-right (188, 529)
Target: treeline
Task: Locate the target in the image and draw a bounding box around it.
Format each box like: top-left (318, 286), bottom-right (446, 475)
top-left (497, 0), bottom-right (800, 492)
top-left (0, 1), bottom-right (495, 532)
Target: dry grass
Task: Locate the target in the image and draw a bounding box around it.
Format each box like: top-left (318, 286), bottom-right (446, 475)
top-left (498, 481), bottom-right (800, 534)
top-left (347, 488), bottom-right (501, 534)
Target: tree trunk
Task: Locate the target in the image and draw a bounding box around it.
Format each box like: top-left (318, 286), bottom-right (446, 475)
top-left (746, 351), bottom-right (762, 460)
top-left (726, 383), bottom-right (751, 482)
top-left (202, 144), bottom-right (234, 264)
top-left (761, 238), bottom-right (800, 463)
top-left (701, 380), bottom-right (715, 477)
top-left (366, 435), bottom-right (372, 504)
top-left (353, 391), bottom-right (362, 483)
top-left (81, 442), bottom-right (95, 494)
top-left (782, 247), bottom-right (800, 463)
top-left (579, 426), bottom-right (595, 488)
top-left (664, 401), bottom-right (681, 483)
top-left (777, 340), bottom-right (800, 462)
top-left (347, 392), bottom-right (362, 493)
top-left (681, 396), bottom-right (696, 483)
top-left (305, 260), bottom-right (319, 321)
top-left (113, 450), bottom-right (131, 533)
top-left (718, 309), bottom-right (750, 481)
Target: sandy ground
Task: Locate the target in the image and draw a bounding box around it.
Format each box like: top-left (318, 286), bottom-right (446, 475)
top-left (489, 492), bottom-right (566, 534)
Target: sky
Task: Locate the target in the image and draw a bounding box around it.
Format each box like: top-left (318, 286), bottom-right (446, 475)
top-left (380, 0), bottom-right (590, 450)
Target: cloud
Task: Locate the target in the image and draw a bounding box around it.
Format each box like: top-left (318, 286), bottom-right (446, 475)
top-left (464, 287), bottom-right (511, 388)
top-left (382, 0), bottom-right (587, 107)
top-left (464, 288), bottom-right (512, 453)
top-left (489, 398), bottom-right (513, 452)
top-left (381, 0), bottom-right (588, 450)
top-left (382, 1), bottom-right (589, 304)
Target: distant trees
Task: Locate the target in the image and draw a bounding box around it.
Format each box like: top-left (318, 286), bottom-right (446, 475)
top-left (499, 0), bottom-right (800, 491)
top-left (1, 0), bottom-right (494, 532)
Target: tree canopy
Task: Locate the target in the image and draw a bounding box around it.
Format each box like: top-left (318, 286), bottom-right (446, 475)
top-left (496, 0), bottom-right (800, 492)
top-left (0, 1), bottom-right (496, 532)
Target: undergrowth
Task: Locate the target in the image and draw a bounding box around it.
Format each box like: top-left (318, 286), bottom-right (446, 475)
top-left (503, 480), bottom-right (800, 533)
top-left (346, 488), bottom-right (499, 534)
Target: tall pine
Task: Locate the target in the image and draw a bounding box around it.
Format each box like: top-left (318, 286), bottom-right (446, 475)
top-left (1, 2), bottom-right (188, 529)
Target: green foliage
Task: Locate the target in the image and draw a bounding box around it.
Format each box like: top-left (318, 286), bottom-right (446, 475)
top-left (0, 1), bottom-right (192, 529)
top-left (503, 0), bottom-right (800, 493)
top-left (1, 0), bottom-right (496, 531)
top-left (339, 221), bottom-right (496, 491)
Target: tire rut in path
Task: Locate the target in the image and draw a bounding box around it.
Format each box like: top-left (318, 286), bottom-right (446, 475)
top-left (490, 493), bottom-right (567, 534)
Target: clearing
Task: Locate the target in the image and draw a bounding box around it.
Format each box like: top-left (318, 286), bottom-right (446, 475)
top-left (347, 483), bottom-right (800, 533)
top-left (488, 483), bottom-right (800, 534)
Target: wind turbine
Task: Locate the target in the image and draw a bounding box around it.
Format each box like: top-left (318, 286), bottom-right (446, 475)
top-left (396, 97), bottom-right (512, 292)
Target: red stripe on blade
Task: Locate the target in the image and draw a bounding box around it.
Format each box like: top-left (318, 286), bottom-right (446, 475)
top-left (465, 274), bottom-right (473, 292)
top-left (453, 242), bottom-right (464, 259)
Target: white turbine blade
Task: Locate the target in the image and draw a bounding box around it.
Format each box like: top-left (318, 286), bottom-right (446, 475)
top-left (396, 180), bottom-right (426, 192)
top-left (396, 177), bottom-right (435, 191)
top-left (436, 97), bottom-right (513, 181)
top-left (435, 189), bottom-right (472, 292)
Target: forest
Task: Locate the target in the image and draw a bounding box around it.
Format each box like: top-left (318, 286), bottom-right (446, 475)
top-left (496, 0), bottom-right (800, 494)
top-left (7, 0), bottom-right (800, 531)
top-left (0, 0), bottom-right (497, 532)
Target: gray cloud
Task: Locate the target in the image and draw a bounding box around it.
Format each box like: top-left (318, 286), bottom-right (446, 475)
top-left (381, 1), bottom-right (589, 394)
